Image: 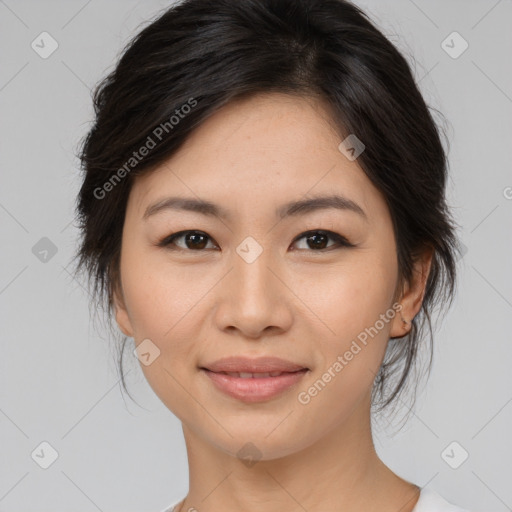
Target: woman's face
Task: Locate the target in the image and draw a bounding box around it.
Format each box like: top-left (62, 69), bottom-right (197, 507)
top-left (114, 93), bottom-right (420, 460)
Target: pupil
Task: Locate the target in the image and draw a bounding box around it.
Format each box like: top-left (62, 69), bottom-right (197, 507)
top-left (308, 233), bottom-right (327, 249)
top-left (187, 233), bottom-right (207, 249)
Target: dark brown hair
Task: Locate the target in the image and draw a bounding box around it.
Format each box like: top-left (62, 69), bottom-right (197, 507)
top-left (72, 0), bottom-right (461, 416)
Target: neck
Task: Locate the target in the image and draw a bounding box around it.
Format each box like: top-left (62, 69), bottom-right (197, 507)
top-left (177, 396), bottom-right (420, 512)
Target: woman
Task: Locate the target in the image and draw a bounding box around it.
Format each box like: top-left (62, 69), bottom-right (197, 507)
top-left (72, 0), bottom-right (469, 510)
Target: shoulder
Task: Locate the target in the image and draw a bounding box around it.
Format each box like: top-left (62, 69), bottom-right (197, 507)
top-left (159, 497), bottom-right (185, 512)
top-left (413, 487), bottom-right (471, 512)
top-left (160, 489), bottom-right (471, 512)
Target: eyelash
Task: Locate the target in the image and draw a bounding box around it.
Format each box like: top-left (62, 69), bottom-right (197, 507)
top-left (157, 229), bottom-right (355, 252)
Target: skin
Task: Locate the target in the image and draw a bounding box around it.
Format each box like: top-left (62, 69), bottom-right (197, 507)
top-left (113, 92), bottom-right (433, 512)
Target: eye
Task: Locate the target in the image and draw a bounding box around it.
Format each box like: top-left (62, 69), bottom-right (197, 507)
top-left (158, 230), bottom-right (218, 251)
top-left (290, 230), bottom-right (354, 251)
top-left (157, 229), bottom-right (354, 252)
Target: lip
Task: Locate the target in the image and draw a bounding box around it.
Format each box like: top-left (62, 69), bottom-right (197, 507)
top-left (201, 368), bottom-right (309, 403)
top-left (201, 356), bottom-right (308, 373)
top-left (200, 356), bottom-right (309, 403)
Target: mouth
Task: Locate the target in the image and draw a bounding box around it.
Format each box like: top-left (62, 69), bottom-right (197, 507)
top-left (204, 370), bottom-right (306, 378)
top-left (200, 355), bottom-right (309, 374)
top-left (200, 367), bottom-right (309, 403)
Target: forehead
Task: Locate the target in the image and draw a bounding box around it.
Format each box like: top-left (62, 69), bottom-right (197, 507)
top-left (129, 92), bottom-right (388, 225)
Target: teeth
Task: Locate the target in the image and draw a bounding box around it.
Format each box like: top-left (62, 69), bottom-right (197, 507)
top-left (223, 371), bottom-right (284, 378)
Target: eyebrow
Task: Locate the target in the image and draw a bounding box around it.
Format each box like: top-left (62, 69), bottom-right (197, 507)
top-left (143, 194), bottom-right (368, 222)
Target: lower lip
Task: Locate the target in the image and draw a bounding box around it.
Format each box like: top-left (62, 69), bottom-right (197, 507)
top-left (201, 369), bottom-right (308, 403)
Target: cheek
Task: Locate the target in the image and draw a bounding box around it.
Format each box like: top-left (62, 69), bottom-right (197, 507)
top-left (300, 250), bottom-right (398, 342)
top-left (120, 243), bottom-right (207, 339)
top-left (303, 248), bottom-right (399, 392)
top-left (294, 262), bottom-right (398, 424)
top-left (118, 245), bottom-right (206, 395)
top-left (119, 246), bottom-right (210, 409)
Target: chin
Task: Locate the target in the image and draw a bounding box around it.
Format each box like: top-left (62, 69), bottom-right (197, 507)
top-left (191, 415), bottom-right (320, 463)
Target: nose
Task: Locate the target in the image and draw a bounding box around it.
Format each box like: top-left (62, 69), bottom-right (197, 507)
top-left (213, 246), bottom-right (293, 339)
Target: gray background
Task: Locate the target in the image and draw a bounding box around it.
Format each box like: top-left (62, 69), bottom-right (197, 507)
top-left (1, 0), bottom-right (511, 511)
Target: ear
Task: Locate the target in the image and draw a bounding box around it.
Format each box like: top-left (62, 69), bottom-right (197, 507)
top-left (389, 246), bottom-right (434, 339)
top-left (112, 281), bottom-right (134, 338)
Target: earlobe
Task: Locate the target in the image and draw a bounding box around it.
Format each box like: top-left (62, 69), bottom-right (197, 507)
top-left (113, 285), bottom-right (134, 338)
top-left (390, 247), bottom-right (434, 338)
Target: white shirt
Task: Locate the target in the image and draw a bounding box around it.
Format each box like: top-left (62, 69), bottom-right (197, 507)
top-left (160, 486), bottom-right (470, 512)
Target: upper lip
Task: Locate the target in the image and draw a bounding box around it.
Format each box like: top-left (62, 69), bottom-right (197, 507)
top-left (200, 356), bottom-right (308, 373)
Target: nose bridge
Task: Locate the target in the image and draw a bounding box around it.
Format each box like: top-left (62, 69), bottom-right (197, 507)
top-left (232, 238), bottom-right (277, 305)
top-left (214, 237), bottom-right (291, 337)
